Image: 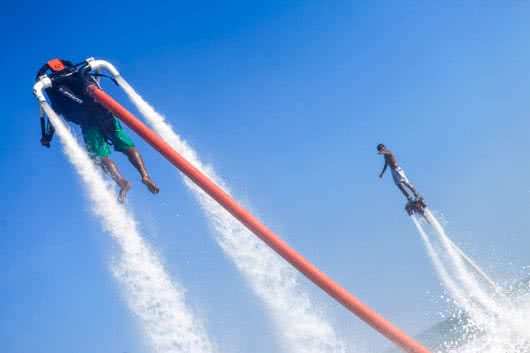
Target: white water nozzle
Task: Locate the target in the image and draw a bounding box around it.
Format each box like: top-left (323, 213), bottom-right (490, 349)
top-left (33, 76), bottom-right (52, 103)
top-left (87, 59), bottom-right (121, 79)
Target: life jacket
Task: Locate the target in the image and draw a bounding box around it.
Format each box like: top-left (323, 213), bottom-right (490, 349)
top-left (37, 59), bottom-right (116, 136)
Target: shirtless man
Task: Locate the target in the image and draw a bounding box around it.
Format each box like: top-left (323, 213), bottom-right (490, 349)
top-left (377, 144), bottom-right (419, 201)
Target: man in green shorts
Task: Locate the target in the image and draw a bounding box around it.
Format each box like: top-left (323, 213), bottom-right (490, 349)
top-left (38, 58), bottom-right (159, 203)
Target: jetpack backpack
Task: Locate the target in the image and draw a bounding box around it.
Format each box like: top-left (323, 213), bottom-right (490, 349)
top-left (36, 58), bottom-right (117, 143)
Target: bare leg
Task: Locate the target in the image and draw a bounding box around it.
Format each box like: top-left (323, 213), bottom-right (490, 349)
top-left (101, 157), bottom-right (131, 203)
top-left (404, 182), bottom-right (419, 198)
top-left (398, 184), bottom-right (411, 200)
top-left (123, 147), bottom-right (160, 194)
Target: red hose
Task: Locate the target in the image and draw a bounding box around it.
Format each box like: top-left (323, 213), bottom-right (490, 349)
top-left (88, 84), bottom-right (432, 353)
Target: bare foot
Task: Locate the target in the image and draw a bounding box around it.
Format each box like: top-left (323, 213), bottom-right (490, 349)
top-left (118, 180), bottom-right (132, 203)
top-left (142, 176), bottom-right (160, 194)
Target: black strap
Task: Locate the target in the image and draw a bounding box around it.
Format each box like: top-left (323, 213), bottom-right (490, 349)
top-left (35, 59), bottom-right (75, 80)
top-left (36, 63), bottom-right (49, 80)
top-left (89, 72), bottom-right (119, 86)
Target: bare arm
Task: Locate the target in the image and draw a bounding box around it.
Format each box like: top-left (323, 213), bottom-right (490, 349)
top-left (379, 159), bottom-right (388, 178)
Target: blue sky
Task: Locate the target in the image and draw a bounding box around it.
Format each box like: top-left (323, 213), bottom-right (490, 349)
top-left (2, 1), bottom-right (530, 353)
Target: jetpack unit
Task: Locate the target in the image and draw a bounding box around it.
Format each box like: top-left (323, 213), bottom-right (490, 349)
top-left (33, 57), bottom-right (119, 147)
top-left (33, 58), bottom-right (433, 353)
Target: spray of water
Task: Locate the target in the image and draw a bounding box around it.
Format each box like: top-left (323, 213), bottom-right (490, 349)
top-left (424, 210), bottom-right (501, 311)
top-left (116, 77), bottom-right (347, 353)
top-left (42, 102), bottom-right (213, 353)
top-left (412, 217), bottom-right (469, 307)
top-left (413, 210), bottom-right (530, 353)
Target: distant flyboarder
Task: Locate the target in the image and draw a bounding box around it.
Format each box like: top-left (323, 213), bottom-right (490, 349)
top-left (37, 58), bottom-right (159, 203)
top-left (377, 144), bottom-right (419, 201)
top-left (377, 144), bottom-right (427, 217)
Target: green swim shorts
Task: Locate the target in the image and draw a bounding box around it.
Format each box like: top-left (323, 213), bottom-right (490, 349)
top-left (83, 118), bottom-right (135, 159)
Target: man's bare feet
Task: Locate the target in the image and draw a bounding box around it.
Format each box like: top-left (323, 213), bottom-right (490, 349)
top-left (118, 180), bottom-right (132, 203)
top-left (142, 176), bottom-right (160, 194)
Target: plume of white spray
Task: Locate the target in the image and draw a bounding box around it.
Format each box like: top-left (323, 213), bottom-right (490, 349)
top-left (116, 77), bottom-right (346, 353)
top-left (425, 210), bottom-right (530, 341)
top-left (412, 217), bottom-right (488, 352)
top-left (437, 230), bottom-right (496, 290)
top-left (423, 210), bottom-right (502, 315)
top-left (412, 217), bottom-right (470, 307)
top-left (413, 210), bottom-right (530, 353)
top-left (42, 102), bottom-right (213, 353)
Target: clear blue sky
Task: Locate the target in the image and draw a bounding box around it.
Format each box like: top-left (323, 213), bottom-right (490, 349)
top-left (2, 1), bottom-right (530, 353)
